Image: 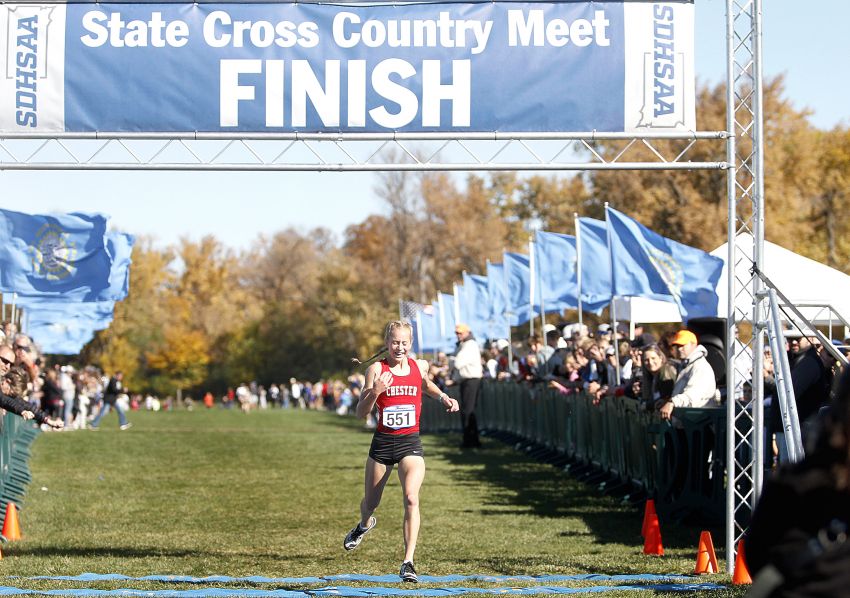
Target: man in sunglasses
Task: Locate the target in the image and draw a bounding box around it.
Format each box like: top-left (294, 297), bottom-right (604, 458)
top-left (0, 345), bottom-right (16, 377)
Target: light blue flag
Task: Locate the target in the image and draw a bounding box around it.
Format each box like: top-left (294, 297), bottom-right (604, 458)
top-left (461, 272), bottom-right (491, 341)
top-left (25, 300), bottom-right (115, 328)
top-left (606, 206), bottom-right (724, 320)
top-left (577, 217), bottom-right (614, 312)
top-left (486, 262), bottom-right (510, 337)
top-left (0, 209), bottom-right (112, 301)
top-left (535, 231), bottom-right (578, 313)
top-left (504, 252), bottom-right (532, 325)
top-left (28, 320), bottom-right (98, 355)
top-left (414, 305), bottom-right (442, 354)
top-left (106, 231), bottom-right (135, 302)
top-left (438, 292), bottom-right (457, 346)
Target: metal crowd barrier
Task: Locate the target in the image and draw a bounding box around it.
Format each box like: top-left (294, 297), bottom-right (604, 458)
top-left (0, 412), bottom-right (41, 514)
top-left (421, 380), bottom-right (726, 523)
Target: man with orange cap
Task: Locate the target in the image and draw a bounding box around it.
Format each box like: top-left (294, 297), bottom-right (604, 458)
top-left (452, 323), bottom-right (483, 448)
top-left (658, 329), bottom-right (719, 420)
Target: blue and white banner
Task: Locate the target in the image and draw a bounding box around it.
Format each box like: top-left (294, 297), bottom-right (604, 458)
top-left (1, 1), bottom-right (694, 133)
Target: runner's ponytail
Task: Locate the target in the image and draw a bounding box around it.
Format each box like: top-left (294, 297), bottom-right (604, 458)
top-left (351, 347), bottom-right (388, 369)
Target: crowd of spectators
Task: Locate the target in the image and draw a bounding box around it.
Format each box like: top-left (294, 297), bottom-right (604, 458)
top-left (0, 315), bottom-right (378, 430)
top-left (421, 320), bottom-right (850, 468)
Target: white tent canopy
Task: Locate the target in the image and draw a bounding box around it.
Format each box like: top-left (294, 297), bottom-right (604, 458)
top-left (711, 233), bottom-right (850, 327)
top-left (612, 296), bottom-right (682, 324)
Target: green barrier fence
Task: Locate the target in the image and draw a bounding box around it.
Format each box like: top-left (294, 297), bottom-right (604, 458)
top-left (0, 412), bottom-right (41, 516)
top-left (422, 381), bottom-right (726, 523)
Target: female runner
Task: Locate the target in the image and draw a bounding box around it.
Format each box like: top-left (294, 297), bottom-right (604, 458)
top-left (343, 320), bottom-right (460, 582)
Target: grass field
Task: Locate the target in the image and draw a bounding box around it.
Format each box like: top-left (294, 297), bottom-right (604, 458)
top-left (0, 408), bottom-right (747, 596)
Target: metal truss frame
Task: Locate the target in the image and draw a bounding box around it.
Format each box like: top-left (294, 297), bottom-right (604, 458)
top-left (0, 131), bottom-right (728, 172)
top-left (0, 0), bottom-right (765, 575)
top-left (725, 0), bottom-right (764, 574)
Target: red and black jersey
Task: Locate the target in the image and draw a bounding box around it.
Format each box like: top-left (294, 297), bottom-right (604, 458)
top-left (375, 358), bottom-right (422, 435)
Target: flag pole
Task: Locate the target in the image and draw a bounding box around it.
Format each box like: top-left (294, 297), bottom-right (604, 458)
top-left (11, 293), bottom-right (16, 332)
top-left (503, 250), bottom-right (513, 373)
top-left (574, 213), bottom-right (584, 329)
top-left (485, 260), bottom-right (493, 341)
top-left (534, 232), bottom-right (546, 337)
top-left (604, 204), bottom-right (621, 386)
top-left (453, 283), bottom-right (461, 326)
top-left (528, 236), bottom-right (535, 337)
top-left (415, 310), bottom-right (424, 356)
top-left (437, 293), bottom-right (446, 339)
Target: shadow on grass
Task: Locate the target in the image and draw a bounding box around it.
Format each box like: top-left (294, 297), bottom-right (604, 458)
top-left (425, 431), bottom-right (722, 555)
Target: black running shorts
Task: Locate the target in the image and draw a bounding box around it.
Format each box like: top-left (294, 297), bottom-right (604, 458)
top-left (368, 432), bottom-right (424, 465)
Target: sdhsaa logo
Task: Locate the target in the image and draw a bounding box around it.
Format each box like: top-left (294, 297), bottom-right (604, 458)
top-left (4, 5), bottom-right (54, 127)
top-left (31, 222), bottom-right (77, 281)
top-left (637, 5), bottom-right (687, 129)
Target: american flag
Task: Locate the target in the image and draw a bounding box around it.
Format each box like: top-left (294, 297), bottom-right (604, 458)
top-left (399, 300), bottom-right (425, 322)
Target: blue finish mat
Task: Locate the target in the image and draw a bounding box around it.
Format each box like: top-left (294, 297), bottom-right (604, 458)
top-left (0, 584), bottom-right (726, 596)
top-left (24, 573), bottom-right (694, 584)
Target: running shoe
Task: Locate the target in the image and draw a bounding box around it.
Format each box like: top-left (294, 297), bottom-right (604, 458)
top-left (120, 423), bottom-right (133, 431)
top-left (343, 516), bottom-right (376, 551)
top-left (399, 561), bottom-right (418, 583)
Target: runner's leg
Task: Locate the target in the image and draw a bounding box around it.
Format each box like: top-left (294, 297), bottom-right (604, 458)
top-left (360, 456), bottom-right (392, 527)
top-left (397, 455), bottom-right (426, 563)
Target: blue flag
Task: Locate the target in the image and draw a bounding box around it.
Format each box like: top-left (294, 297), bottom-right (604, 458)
top-left (0, 209), bottom-right (112, 301)
top-left (535, 231), bottom-right (578, 313)
top-left (576, 217), bottom-right (613, 312)
top-left (25, 300), bottom-right (115, 326)
top-left (486, 262), bottom-right (511, 335)
top-left (28, 319), bottom-right (98, 355)
top-left (504, 252), bottom-right (532, 325)
top-left (461, 272), bottom-right (491, 341)
top-left (438, 292), bottom-right (458, 346)
top-left (106, 232), bottom-right (135, 302)
top-left (413, 305), bottom-right (441, 354)
top-left (606, 206), bottom-right (723, 320)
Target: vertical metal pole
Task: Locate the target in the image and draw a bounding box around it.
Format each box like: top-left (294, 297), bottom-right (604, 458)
top-left (503, 253), bottom-right (513, 373)
top-left (453, 283), bottom-right (461, 326)
top-left (726, 0), bottom-right (738, 574)
top-left (486, 259), bottom-right (494, 341)
top-left (438, 293), bottom-right (446, 339)
top-left (535, 233), bottom-right (547, 338)
top-left (575, 213), bottom-right (584, 328)
top-left (724, 0), bottom-right (737, 571)
top-left (528, 237), bottom-right (536, 337)
top-left (604, 204), bottom-right (621, 386)
top-left (415, 311), bottom-right (424, 356)
top-left (751, 0), bottom-right (766, 509)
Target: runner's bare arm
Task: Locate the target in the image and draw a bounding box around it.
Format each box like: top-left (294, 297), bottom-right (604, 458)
top-left (356, 362), bottom-right (391, 419)
top-left (417, 359), bottom-right (460, 413)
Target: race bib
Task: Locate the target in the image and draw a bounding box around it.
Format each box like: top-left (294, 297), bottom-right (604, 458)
top-left (382, 404), bottom-right (416, 429)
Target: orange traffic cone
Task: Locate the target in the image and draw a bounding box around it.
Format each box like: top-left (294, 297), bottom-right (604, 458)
top-left (641, 499), bottom-right (657, 538)
top-left (732, 540), bottom-right (753, 584)
top-left (694, 531), bottom-right (719, 574)
top-left (643, 513), bottom-right (664, 556)
top-left (2, 502), bottom-right (21, 541)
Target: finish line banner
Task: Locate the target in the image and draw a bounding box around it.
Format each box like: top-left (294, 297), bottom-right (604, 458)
top-left (1, 1), bottom-right (694, 134)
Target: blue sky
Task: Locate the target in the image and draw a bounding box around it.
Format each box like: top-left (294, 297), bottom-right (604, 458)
top-left (3, 0), bottom-right (848, 250)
